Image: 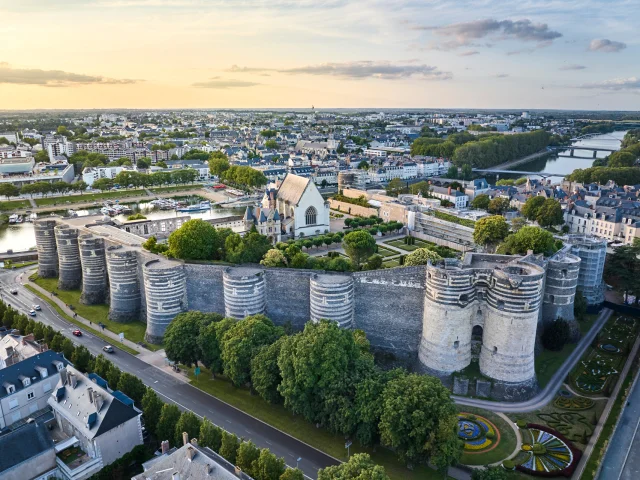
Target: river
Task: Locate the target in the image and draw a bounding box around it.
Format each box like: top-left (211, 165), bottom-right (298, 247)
top-left (494, 130), bottom-right (627, 183)
top-left (0, 200), bottom-right (246, 253)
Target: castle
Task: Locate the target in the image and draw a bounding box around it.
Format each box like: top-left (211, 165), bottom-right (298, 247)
top-left (34, 217), bottom-right (606, 401)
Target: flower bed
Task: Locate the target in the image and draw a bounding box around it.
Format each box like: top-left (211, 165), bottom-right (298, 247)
top-left (553, 395), bottom-right (595, 411)
top-left (458, 413), bottom-right (499, 453)
top-left (515, 423), bottom-right (581, 477)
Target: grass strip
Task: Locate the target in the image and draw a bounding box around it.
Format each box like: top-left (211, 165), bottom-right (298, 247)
top-left (0, 200), bottom-right (32, 210)
top-left (24, 284), bottom-right (140, 356)
top-left (149, 184), bottom-right (203, 193)
top-left (35, 190), bottom-right (147, 206)
top-left (184, 366), bottom-right (445, 480)
top-left (3, 261), bottom-right (38, 269)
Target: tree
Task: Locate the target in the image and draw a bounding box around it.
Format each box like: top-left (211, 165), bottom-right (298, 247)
top-left (157, 403), bottom-right (181, 445)
top-left (488, 197), bottom-right (510, 215)
top-left (0, 183), bottom-right (20, 200)
top-left (71, 345), bottom-right (92, 373)
top-left (471, 466), bottom-right (513, 480)
top-left (219, 432), bottom-right (240, 464)
top-left (92, 178), bottom-right (114, 192)
top-left (93, 354), bottom-right (111, 379)
top-left (174, 411), bottom-right (202, 446)
top-left (280, 469), bottom-right (305, 480)
top-left (106, 364), bottom-right (121, 388)
top-left (522, 196), bottom-right (546, 221)
top-left (237, 441), bottom-right (261, 477)
top-left (136, 157), bottom-right (151, 169)
top-left (50, 333), bottom-right (64, 353)
top-left (265, 139), bottom-right (278, 149)
top-left (199, 417), bottom-right (223, 451)
top-left (364, 254), bottom-right (383, 270)
top-left (198, 317), bottom-right (235, 375)
top-left (117, 372), bottom-right (146, 406)
top-left (251, 338), bottom-right (286, 404)
top-left (404, 248), bottom-right (443, 266)
top-left (357, 160), bottom-right (369, 170)
top-left (471, 194), bottom-right (490, 210)
top-left (409, 181), bottom-right (431, 197)
top-left (209, 152), bottom-right (230, 177)
top-left (221, 314), bottom-right (282, 387)
top-left (497, 226), bottom-right (557, 255)
top-left (34, 149), bottom-right (50, 163)
top-left (461, 163), bottom-right (473, 180)
top-left (473, 215), bottom-right (510, 248)
top-left (255, 448), bottom-right (286, 480)
top-left (535, 199), bottom-right (564, 227)
top-left (290, 252), bottom-right (310, 269)
top-left (447, 165), bottom-right (458, 179)
top-left (379, 372), bottom-right (460, 469)
top-left (385, 178), bottom-right (404, 196)
top-left (165, 311), bottom-right (217, 367)
top-left (542, 318), bottom-right (571, 351)
top-left (141, 388), bottom-right (164, 436)
top-left (574, 291), bottom-right (587, 321)
top-left (510, 216), bottom-right (527, 232)
top-left (607, 151), bottom-right (636, 168)
top-left (343, 230), bottom-right (377, 268)
top-left (318, 454), bottom-right (389, 480)
top-left (605, 242), bottom-right (640, 302)
top-left (168, 219), bottom-right (224, 260)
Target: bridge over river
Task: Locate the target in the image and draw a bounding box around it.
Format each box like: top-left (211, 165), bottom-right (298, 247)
top-left (473, 169), bottom-right (567, 178)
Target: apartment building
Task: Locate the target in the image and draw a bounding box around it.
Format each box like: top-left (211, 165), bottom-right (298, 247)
top-left (429, 185), bottom-right (469, 209)
top-left (0, 350), bottom-right (67, 429)
top-left (0, 333), bottom-right (48, 369)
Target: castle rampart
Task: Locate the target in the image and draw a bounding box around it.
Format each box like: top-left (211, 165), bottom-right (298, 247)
top-left (79, 234), bottom-right (108, 305)
top-left (34, 219), bottom-right (58, 278)
top-left (106, 246), bottom-right (141, 322)
top-left (54, 225), bottom-right (82, 290)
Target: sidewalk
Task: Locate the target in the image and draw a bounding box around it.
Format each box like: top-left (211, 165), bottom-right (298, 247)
top-left (25, 274), bottom-right (188, 384)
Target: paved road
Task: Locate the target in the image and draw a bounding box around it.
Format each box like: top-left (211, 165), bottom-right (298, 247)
top-left (599, 368), bottom-right (640, 480)
top-left (0, 269), bottom-right (338, 479)
top-left (453, 308), bottom-right (613, 412)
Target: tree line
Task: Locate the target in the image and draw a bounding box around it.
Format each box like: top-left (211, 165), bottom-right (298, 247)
top-left (0, 299), bottom-right (325, 480)
top-left (92, 168), bottom-right (199, 192)
top-left (164, 312), bottom-right (461, 472)
top-left (0, 181), bottom-right (88, 200)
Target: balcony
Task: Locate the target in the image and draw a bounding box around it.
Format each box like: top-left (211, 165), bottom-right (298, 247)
top-left (51, 425), bottom-right (102, 480)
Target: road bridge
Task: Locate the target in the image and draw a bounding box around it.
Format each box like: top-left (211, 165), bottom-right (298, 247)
top-left (473, 169), bottom-right (566, 178)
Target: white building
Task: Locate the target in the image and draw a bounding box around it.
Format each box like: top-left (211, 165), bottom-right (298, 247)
top-left (429, 185), bottom-right (469, 209)
top-left (263, 173), bottom-right (330, 238)
top-left (416, 160), bottom-right (450, 177)
top-left (82, 165), bottom-right (127, 186)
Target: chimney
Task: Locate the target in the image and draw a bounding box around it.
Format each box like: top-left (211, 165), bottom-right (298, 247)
top-left (5, 346), bottom-right (13, 357)
top-left (206, 464), bottom-right (214, 475)
top-left (191, 438), bottom-right (198, 447)
top-left (172, 473), bottom-right (180, 480)
top-left (94, 393), bottom-right (104, 411)
top-left (69, 373), bottom-right (78, 389)
top-left (186, 446), bottom-right (197, 461)
top-left (60, 369), bottom-right (68, 386)
top-left (182, 431), bottom-right (189, 446)
top-left (88, 387), bottom-right (94, 403)
top-left (447, 187), bottom-right (451, 195)
top-left (161, 440), bottom-right (170, 454)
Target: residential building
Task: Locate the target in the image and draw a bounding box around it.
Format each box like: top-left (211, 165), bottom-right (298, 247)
top-left (0, 350), bottom-right (67, 429)
top-left (244, 206), bottom-right (282, 243)
top-left (47, 366), bottom-right (143, 479)
top-left (82, 165), bottom-right (127, 186)
top-left (0, 422), bottom-right (58, 480)
top-left (0, 132), bottom-right (19, 144)
top-left (429, 185), bottom-right (469, 209)
top-left (0, 333), bottom-right (48, 369)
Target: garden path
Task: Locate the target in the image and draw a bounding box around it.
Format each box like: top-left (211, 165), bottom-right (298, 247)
top-left (488, 412), bottom-right (522, 467)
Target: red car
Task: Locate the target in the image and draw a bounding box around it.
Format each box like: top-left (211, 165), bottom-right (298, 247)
top-left (72, 329), bottom-right (82, 337)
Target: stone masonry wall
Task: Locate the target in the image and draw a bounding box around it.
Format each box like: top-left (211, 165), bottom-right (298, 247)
top-left (264, 268), bottom-right (312, 329)
top-left (184, 263), bottom-right (226, 314)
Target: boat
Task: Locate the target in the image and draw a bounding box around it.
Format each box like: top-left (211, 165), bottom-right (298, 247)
top-left (29, 213), bottom-right (37, 222)
top-left (176, 201), bottom-right (211, 213)
top-left (8, 214), bottom-right (18, 224)
top-left (100, 207), bottom-right (116, 216)
top-left (15, 215), bottom-right (23, 223)
top-left (67, 210), bottom-right (78, 217)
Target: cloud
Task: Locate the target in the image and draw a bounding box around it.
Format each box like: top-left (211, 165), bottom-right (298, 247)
top-left (559, 64), bottom-right (587, 71)
top-left (192, 78), bottom-right (261, 88)
top-left (0, 62), bottom-right (140, 87)
top-left (578, 77), bottom-right (640, 91)
top-left (226, 61), bottom-right (451, 80)
top-left (493, 73), bottom-right (509, 78)
top-left (425, 18), bottom-right (561, 50)
top-left (506, 48), bottom-right (536, 56)
top-left (588, 38), bottom-right (627, 52)
top-left (458, 50), bottom-right (479, 57)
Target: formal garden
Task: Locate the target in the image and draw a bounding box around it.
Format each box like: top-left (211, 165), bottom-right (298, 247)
top-left (456, 408), bottom-right (517, 466)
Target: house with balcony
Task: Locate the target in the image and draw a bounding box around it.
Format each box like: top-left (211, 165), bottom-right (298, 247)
top-left (0, 422), bottom-right (59, 480)
top-left (0, 349), bottom-right (67, 430)
top-left (47, 366), bottom-right (143, 480)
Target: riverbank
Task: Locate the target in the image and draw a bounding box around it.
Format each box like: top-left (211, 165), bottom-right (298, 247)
top-left (483, 149), bottom-right (552, 171)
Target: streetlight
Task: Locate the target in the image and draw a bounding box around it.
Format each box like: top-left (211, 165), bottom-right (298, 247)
top-left (345, 440), bottom-right (352, 459)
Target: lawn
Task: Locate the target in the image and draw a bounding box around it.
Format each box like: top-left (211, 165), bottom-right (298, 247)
top-left (384, 237), bottom-right (435, 252)
top-left (458, 406), bottom-right (518, 465)
top-left (30, 274), bottom-right (161, 351)
top-left (375, 246), bottom-right (399, 258)
top-left (24, 284), bottom-right (140, 356)
top-left (149, 184), bottom-right (203, 193)
top-left (35, 190), bottom-right (147, 207)
top-left (184, 365), bottom-right (446, 480)
top-left (3, 260), bottom-right (38, 269)
top-left (0, 199), bottom-right (32, 211)
top-left (383, 259), bottom-right (401, 268)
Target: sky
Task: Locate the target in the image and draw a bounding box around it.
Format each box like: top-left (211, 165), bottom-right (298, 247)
top-left (0, 0), bottom-right (638, 110)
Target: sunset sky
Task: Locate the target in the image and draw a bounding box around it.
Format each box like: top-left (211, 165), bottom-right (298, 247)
top-left (0, 0), bottom-right (638, 110)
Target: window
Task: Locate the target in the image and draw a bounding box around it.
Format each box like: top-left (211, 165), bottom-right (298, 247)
top-left (453, 341), bottom-right (459, 349)
top-left (27, 391), bottom-right (35, 400)
top-left (305, 206), bottom-right (317, 226)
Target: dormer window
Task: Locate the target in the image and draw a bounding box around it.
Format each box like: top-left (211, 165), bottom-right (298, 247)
top-left (22, 378), bottom-right (30, 387)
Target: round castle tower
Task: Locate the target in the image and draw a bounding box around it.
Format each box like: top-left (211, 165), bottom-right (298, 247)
top-left (310, 274), bottom-right (354, 328)
top-left (143, 258), bottom-right (187, 344)
top-left (79, 234), bottom-right (108, 305)
top-left (54, 225), bottom-right (82, 290)
top-left (420, 259), bottom-right (477, 374)
top-left (223, 267), bottom-right (266, 319)
top-left (106, 246), bottom-right (141, 322)
top-left (480, 262), bottom-right (545, 385)
top-left (34, 219), bottom-right (58, 278)
top-left (543, 252), bottom-right (581, 324)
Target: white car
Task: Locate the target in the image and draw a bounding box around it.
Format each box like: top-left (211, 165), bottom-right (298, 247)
top-left (28, 309), bottom-right (36, 317)
top-left (32, 305), bottom-right (41, 311)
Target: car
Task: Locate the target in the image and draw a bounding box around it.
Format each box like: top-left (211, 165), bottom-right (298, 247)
top-left (72, 329), bottom-right (82, 337)
top-left (103, 345), bottom-right (114, 353)
top-left (33, 305), bottom-right (41, 311)
top-left (28, 309), bottom-right (36, 317)
top-left (9, 288), bottom-right (18, 295)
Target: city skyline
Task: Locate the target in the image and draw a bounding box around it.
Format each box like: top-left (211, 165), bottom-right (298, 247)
top-left (0, 0), bottom-right (638, 110)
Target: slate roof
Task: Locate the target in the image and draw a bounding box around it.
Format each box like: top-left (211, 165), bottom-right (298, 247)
top-left (276, 173), bottom-right (309, 205)
top-left (0, 422), bottom-right (53, 475)
top-left (0, 350), bottom-right (67, 399)
top-left (48, 366), bottom-right (139, 440)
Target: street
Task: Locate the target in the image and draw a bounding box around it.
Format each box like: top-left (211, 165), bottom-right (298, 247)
top-left (0, 268), bottom-right (338, 479)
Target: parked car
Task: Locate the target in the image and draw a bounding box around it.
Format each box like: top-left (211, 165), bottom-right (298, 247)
top-left (103, 345), bottom-right (114, 353)
top-left (72, 329), bottom-right (82, 337)
top-left (28, 309), bottom-right (36, 317)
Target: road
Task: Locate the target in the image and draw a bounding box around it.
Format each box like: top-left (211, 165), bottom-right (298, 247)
top-left (453, 308), bottom-right (613, 412)
top-left (598, 367), bottom-right (640, 480)
top-left (0, 268), bottom-right (338, 479)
